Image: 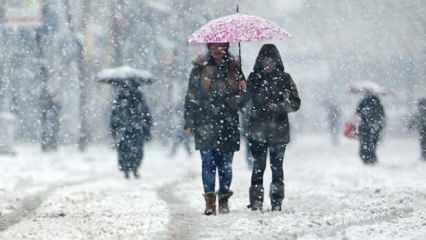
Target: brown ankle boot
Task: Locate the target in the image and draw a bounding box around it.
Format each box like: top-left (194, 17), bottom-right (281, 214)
top-left (203, 192), bottom-right (216, 215)
top-left (218, 191), bottom-right (233, 214)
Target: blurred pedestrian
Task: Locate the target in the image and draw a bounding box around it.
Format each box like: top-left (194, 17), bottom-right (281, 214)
top-left (111, 80), bottom-right (152, 179)
top-left (356, 92), bottom-right (386, 164)
top-left (408, 98), bottom-right (426, 161)
top-left (326, 101), bottom-right (341, 145)
top-left (170, 104), bottom-right (193, 157)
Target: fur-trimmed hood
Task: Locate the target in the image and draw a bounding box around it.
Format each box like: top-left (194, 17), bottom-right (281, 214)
top-left (192, 53), bottom-right (240, 68)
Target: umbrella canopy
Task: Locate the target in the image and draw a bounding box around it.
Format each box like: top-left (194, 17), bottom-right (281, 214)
top-left (188, 13), bottom-right (290, 43)
top-left (349, 81), bottom-right (386, 95)
top-left (97, 66), bottom-right (154, 85)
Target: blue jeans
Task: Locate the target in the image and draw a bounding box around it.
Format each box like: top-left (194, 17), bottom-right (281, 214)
top-left (200, 150), bottom-right (234, 194)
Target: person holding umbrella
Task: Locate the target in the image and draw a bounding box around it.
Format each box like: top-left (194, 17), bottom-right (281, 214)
top-left (97, 66), bottom-right (154, 179)
top-left (355, 89), bottom-right (386, 165)
top-left (110, 79), bottom-right (152, 179)
top-left (245, 44), bottom-right (300, 211)
top-left (184, 42), bottom-right (245, 215)
top-left (187, 7), bottom-right (291, 215)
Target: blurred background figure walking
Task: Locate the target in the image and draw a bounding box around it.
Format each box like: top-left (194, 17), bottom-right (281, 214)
top-left (355, 91), bottom-right (386, 165)
top-left (169, 104), bottom-right (193, 157)
top-left (408, 98), bottom-right (426, 161)
top-left (325, 100), bottom-right (341, 145)
top-left (110, 79), bottom-right (152, 179)
top-left (97, 66), bottom-right (154, 179)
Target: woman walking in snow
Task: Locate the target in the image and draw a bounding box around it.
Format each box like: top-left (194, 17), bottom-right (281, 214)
top-left (184, 42), bottom-right (245, 215)
top-left (245, 44), bottom-right (301, 211)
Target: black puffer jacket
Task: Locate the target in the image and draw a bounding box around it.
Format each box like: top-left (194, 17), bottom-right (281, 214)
top-left (245, 44), bottom-right (301, 144)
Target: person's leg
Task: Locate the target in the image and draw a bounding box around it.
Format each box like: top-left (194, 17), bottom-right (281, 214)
top-left (250, 140), bottom-right (268, 186)
top-left (359, 128), bottom-right (373, 164)
top-left (217, 151), bottom-right (234, 194)
top-left (269, 144), bottom-right (287, 211)
top-left (200, 150), bottom-right (217, 193)
top-left (132, 137), bottom-right (144, 178)
top-left (369, 131), bottom-right (380, 164)
top-left (248, 139), bottom-right (268, 210)
top-left (200, 150), bottom-right (217, 215)
top-left (217, 151), bottom-right (234, 213)
top-left (169, 141), bottom-right (179, 156)
top-left (118, 139), bottom-right (131, 179)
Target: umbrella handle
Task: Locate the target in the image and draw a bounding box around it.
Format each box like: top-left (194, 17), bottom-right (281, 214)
top-left (236, 2), bottom-right (243, 83)
top-left (238, 42), bottom-right (242, 67)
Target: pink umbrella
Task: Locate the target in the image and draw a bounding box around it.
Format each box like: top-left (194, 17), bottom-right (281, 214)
top-left (188, 13), bottom-right (291, 44)
top-left (188, 5), bottom-right (290, 69)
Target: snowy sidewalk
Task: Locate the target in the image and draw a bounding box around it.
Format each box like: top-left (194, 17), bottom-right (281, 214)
top-left (1, 136), bottom-right (426, 240)
top-left (171, 136), bottom-right (426, 240)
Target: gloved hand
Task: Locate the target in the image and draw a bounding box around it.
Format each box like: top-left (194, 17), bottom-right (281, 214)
top-left (184, 128), bottom-right (193, 135)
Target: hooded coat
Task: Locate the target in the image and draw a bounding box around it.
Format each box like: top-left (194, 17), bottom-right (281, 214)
top-left (184, 53), bottom-right (245, 152)
top-left (245, 44), bottom-right (301, 144)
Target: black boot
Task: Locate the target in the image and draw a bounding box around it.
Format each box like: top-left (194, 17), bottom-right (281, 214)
top-left (270, 183), bottom-right (284, 211)
top-left (271, 204), bottom-right (282, 211)
top-left (248, 185), bottom-right (264, 211)
top-left (203, 192), bottom-right (216, 216)
top-left (218, 191), bottom-right (233, 214)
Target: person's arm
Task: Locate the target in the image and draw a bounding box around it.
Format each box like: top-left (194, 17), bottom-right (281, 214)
top-left (274, 73), bottom-right (301, 113)
top-left (238, 72), bottom-right (255, 111)
top-left (184, 66), bottom-right (201, 131)
top-left (224, 63), bottom-right (247, 111)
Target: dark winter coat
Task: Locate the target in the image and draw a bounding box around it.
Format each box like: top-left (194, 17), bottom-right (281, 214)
top-left (110, 82), bottom-right (152, 168)
top-left (244, 44), bottom-right (301, 144)
top-left (184, 54), bottom-right (245, 152)
top-left (356, 94), bottom-right (386, 135)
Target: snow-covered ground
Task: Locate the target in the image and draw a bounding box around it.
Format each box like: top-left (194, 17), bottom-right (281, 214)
top-left (0, 135), bottom-right (425, 240)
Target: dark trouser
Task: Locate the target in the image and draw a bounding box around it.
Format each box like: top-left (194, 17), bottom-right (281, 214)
top-left (118, 132), bottom-right (144, 171)
top-left (200, 150), bottom-right (234, 194)
top-left (359, 128), bottom-right (380, 164)
top-left (249, 139), bottom-right (286, 205)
